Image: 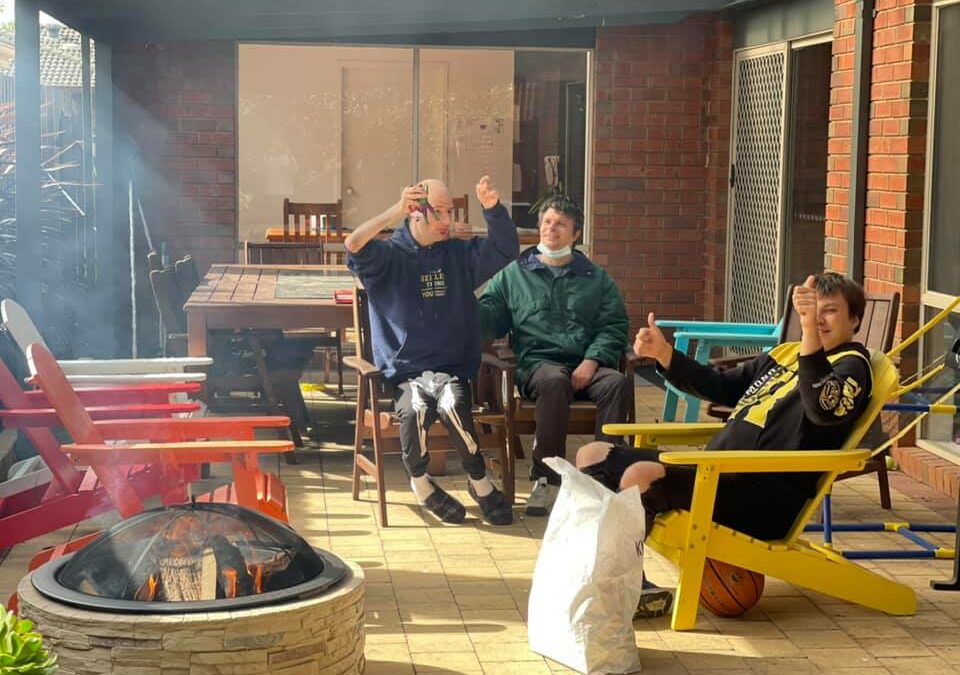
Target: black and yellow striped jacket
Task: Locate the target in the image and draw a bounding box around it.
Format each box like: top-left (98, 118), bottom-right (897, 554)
top-left (661, 341), bottom-right (873, 497)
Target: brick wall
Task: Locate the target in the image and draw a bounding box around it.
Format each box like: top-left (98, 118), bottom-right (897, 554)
top-left (592, 16), bottom-right (733, 331)
top-left (826, 0), bottom-right (931, 357)
top-left (825, 0), bottom-right (857, 275)
top-left (702, 21), bottom-right (734, 322)
top-left (113, 42), bottom-right (238, 274)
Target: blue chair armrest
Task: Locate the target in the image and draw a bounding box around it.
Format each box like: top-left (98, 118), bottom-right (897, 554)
top-left (656, 320), bottom-right (778, 335)
top-left (672, 331), bottom-right (781, 348)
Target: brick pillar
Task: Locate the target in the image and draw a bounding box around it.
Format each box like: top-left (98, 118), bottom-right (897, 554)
top-left (593, 15), bottom-right (732, 330)
top-left (826, 0), bottom-right (931, 357)
top-left (113, 42), bottom-right (238, 274)
top-left (863, 0), bottom-right (930, 354)
top-left (825, 0), bottom-right (858, 275)
top-left (703, 21), bottom-right (733, 321)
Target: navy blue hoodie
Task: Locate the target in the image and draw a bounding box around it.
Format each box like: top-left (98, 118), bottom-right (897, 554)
top-left (347, 203), bottom-right (518, 383)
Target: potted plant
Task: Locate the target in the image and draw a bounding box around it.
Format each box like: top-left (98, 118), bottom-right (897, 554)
top-left (0, 604), bottom-right (58, 674)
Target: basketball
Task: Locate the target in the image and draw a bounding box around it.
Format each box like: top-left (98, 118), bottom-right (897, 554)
top-left (699, 559), bottom-right (765, 617)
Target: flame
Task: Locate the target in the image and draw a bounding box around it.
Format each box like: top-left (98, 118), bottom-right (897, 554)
top-left (146, 574), bottom-right (159, 601)
top-left (223, 569), bottom-right (238, 599)
top-left (249, 564), bottom-right (264, 594)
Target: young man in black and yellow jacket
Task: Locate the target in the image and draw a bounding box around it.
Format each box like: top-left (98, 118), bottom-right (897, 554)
top-left (576, 272), bottom-right (873, 617)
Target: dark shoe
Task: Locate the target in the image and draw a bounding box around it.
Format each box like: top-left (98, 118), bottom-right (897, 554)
top-left (467, 482), bottom-right (514, 526)
top-left (635, 580), bottom-right (674, 619)
top-left (525, 477), bottom-right (559, 517)
top-left (420, 478), bottom-right (466, 524)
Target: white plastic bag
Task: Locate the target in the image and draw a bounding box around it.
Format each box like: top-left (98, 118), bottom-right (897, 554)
top-left (528, 457), bottom-right (645, 675)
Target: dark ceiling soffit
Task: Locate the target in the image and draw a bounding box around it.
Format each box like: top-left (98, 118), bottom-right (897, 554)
top-left (37, 1), bottom-right (711, 44)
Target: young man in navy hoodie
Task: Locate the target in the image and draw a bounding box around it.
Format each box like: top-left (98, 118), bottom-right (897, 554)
top-left (345, 176), bottom-right (518, 526)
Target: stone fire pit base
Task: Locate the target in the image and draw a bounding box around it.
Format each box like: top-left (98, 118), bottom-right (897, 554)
top-left (17, 561), bottom-right (365, 675)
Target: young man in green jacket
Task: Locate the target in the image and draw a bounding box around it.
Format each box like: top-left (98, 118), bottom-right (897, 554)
top-left (478, 196), bottom-right (631, 516)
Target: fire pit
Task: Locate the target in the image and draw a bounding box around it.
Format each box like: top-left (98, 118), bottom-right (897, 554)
top-left (17, 503), bottom-right (366, 674)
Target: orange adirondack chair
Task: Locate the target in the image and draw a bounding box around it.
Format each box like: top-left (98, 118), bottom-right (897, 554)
top-left (24, 342), bottom-right (293, 524)
top-left (0, 362), bottom-right (209, 549)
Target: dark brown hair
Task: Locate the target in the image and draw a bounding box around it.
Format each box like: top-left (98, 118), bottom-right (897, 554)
top-left (814, 272), bottom-right (866, 333)
top-left (538, 195), bottom-right (584, 232)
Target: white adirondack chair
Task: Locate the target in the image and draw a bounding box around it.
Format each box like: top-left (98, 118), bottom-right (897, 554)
top-left (2, 299), bottom-right (211, 385)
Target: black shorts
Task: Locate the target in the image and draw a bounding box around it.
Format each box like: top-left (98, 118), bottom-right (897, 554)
top-left (581, 444), bottom-right (809, 541)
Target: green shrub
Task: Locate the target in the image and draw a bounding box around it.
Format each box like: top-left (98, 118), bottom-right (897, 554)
top-left (0, 604), bottom-right (58, 674)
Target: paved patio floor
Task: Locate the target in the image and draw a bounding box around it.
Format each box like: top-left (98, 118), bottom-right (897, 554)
top-left (2, 382), bottom-right (960, 674)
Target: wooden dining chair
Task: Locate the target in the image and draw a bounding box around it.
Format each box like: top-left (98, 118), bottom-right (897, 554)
top-left (452, 193), bottom-right (469, 224)
top-left (281, 198), bottom-right (343, 242)
top-left (174, 255), bottom-right (202, 298)
top-left (243, 241), bottom-right (326, 266)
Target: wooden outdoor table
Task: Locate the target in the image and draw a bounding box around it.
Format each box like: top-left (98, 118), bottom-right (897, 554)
top-left (185, 265), bottom-right (355, 357)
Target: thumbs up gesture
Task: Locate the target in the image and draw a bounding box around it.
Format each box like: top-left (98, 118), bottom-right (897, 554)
top-left (792, 275), bottom-right (819, 328)
top-left (634, 312), bottom-right (673, 368)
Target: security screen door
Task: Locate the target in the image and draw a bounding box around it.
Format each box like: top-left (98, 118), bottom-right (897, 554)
top-left (726, 45), bottom-right (788, 324)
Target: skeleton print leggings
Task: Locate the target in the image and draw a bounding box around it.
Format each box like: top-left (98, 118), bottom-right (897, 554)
top-left (393, 371), bottom-right (487, 480)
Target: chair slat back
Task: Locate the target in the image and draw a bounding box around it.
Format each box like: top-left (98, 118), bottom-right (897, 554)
top-left (244, 241), bottom-right (327, 266)
top-left (282, 198), bottom-right (343, 242)
top-left (352, 281), bottom-right (374, 364)
top-left (783, 350), bottom-right (899, 543)
top-left (174, 255), bottom-right (201, 298)
top-left (778, 291), bottom-right (901, 351)
top-left (150, 268), bottom-right (187, 337)
top-left (27, 343), bottom-right (106, 446)
top-left (0, 357), bottom-right (82, 493)
top-left (859, 293), bottom-right (901, 353)
top-left (147, 250), bottom-right (163, 272)
top-left (27, 342), bottom-right (146, 514)
top-left (452, 193), bottom-right (469, 224)
top-left (1, 299), bottom-right (50, 359)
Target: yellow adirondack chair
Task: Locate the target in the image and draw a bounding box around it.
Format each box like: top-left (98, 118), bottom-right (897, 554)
top-left (604, 350), bottom-right (914, 630)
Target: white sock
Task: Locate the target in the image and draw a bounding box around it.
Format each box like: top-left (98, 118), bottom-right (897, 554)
top-left (410, 475), bottom-right (436, 504)
top-left (469, 475), bottom-right (494, 498)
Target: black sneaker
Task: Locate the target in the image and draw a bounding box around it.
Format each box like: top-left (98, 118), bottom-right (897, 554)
top-left (635, 581), bottom-right (674, 619)
top-left (419, 478), bottom-right (466, 524)
top-left (467, 481), bottom-right (514, 526)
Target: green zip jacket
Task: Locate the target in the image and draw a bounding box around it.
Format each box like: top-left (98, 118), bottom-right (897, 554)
top-left (478, 247), bottom-right (629, 386)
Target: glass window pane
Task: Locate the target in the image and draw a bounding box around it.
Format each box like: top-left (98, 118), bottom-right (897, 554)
top-left (240, 46), bottom-right (588, 244)
top-left (238, 45), bottom-right (413, 240)
top-left (419, 49), bottom-right (514, 231)
top-left (928, 4), bottom-right (960, 296)
top-left (785, 42), bottom-right (831, 285)
top-left (919, 304), bottom-right (960, 453)
top-left (513, 51), bottom-right (589, 230)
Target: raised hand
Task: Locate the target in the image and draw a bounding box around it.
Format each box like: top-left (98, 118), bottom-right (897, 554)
top-left (634, 312), bottom-right (672, 368)
top-left (400, 184), bottom-right (427, 222)
top-left (792, 275), bottom-right (818, 327)
top-left (476, 175), bottom-right (500, 209)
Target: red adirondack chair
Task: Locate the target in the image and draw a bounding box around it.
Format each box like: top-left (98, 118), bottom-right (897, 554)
top-left (0, 345), bottom-right (294, 553)
top-left (24, 342), bottom-right (293, 523)
top-left (0, 363), bottom-right (209, 549)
